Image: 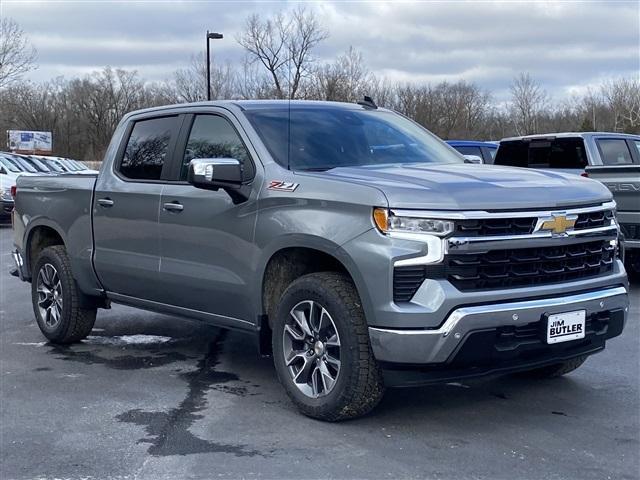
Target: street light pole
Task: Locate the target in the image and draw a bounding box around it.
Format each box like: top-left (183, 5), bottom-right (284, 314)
top-left (206, 31), bottom-right (223, 101)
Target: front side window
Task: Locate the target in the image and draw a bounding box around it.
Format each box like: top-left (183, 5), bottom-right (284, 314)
top-left (181, 115), bottom-right (251, 181)
top-left (597, 139), bottom-right (634, 165)
top-left (120, 116), bottom-right (177, 180)
top-left (245, 107), bottom-right (463, 171)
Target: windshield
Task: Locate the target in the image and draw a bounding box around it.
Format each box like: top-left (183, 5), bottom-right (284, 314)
top-left (23, 156), bottom-right (51, 172)
top-left (0, 155), bottom-right (23, 172)
top-left (8, 154), bottom-right (37, 172)
top-left (58, 159), bottom-right (79, 171)
top-left (244, 107), bottom-right (463, 170)
top-left (40, 158), bottom-right (64, 172)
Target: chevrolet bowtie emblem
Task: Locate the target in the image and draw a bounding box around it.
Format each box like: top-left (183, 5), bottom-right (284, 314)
top-left (538, 214), bottom-right (577, 235)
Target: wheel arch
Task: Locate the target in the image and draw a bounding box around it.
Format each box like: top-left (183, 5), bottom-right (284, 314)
top-left (24, 220), bottom-right (67, 279)
top-left (259, 237), bottom-right (373, 329)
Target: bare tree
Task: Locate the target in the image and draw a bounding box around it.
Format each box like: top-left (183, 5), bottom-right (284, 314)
top-left (237, 6), bottom-right (328, 99)
top-left (601, 78), bottom-right (640, 133)
top-left (170, 52), bottom-right (235, 103)
top-left (509, 72), bottom-right (548, 135)
top-left (0, 18), bottom-right (37, 89)
top-left (311, 47), bottom-right (372, 102)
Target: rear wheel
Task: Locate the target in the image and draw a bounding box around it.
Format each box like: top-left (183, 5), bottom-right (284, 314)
top-left (31, 245), bottom-right (96, 344)
top-left (272, 272), bottom-right (384, 421)
top-left (519, 355), bottom-right (588, 379)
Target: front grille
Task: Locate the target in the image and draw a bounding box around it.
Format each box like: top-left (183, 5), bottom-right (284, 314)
top-left (575, 210), bottom-right (615, 230)
top-left (446, 240), bottom-right (615, 291)
top-left (621, 223), bottom-right (640, 241)
top-left (455, 218), bottom-right (535, 237)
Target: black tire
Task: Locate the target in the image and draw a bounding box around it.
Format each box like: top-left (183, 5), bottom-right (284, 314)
top-left (625, 253), bottom-right (640, 283)
top-left (519, 355), bottom-right (588, 379)
top-left (31, 245), bottom-right (97, 344)
top-left (272, 272), bottom-right (384, 421)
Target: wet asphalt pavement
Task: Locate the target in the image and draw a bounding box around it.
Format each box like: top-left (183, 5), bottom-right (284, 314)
top-left (1, 224), bottom-right (638, 480)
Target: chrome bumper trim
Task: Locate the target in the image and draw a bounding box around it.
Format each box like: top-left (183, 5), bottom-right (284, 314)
top-left (369, 286), bottom-right (628, 364)
top-left (391, 201), bottom-right (616, 220)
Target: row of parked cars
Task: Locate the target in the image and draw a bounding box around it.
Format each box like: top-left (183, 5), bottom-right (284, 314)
top-left (447, 132), bottom-right (640, 172)
top-left (0, 151), bottom-right (98, 222)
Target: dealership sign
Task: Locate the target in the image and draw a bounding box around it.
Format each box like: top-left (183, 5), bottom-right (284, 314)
top-left (7, 130), bottom-right (53, 154)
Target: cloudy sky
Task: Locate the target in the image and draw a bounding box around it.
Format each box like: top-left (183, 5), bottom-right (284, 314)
top-left (1, 0), bottom-right (638, 100)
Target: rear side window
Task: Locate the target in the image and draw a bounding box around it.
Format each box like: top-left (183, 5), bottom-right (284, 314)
top-left (597, 139), bottom-right (634, 165)
top-left (120, 116), bottom-right (178, 180)
top-left (181, 115), bottom-right (253, 181)
top-left (495, 138), bottom-right (587, 169)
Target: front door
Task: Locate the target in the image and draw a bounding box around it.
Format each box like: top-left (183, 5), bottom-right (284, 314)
top-left (157, 112), bottom-right (260, 324)
top-left (93, 114), bottom-right (181, 301)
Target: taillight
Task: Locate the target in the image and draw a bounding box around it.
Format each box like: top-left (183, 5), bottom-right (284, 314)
top-left (580, 172), bottom-right (589, 178)
top-left (10, 185), bottom-right (17, 198)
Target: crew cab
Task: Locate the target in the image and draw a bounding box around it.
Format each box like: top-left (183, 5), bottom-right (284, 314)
top-left (11, 101), bottom-right (629, 420)
top-left (495, 132), bottom-right (640, 174)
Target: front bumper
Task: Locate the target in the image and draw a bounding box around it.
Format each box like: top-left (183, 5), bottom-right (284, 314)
top-left (369, 286), bottom-right (628, 365)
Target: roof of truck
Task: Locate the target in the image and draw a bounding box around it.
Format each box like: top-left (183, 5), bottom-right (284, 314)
top-left (123, 99), bottom-right (391, 119)
top-left (501, 132), bottom-right (640, 142)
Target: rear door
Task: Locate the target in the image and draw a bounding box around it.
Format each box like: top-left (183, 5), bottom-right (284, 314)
top-left (93, 114), bottom-right (182, 300)
top-left (156, 110), bottom-right (260, 325)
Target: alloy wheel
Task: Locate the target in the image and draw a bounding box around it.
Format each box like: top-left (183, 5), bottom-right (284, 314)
top-left (282, 300), bottom-right (341, 398)
top-left (36, 263), bottom-right (63, 328)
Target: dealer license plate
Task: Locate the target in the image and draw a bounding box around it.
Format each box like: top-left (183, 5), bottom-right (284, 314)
top-left (546, 310), bottom-right (586, 344)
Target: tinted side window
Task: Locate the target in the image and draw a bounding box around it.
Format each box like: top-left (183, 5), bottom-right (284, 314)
top-left (598, 139), bottom-right (634, 165)
top-left (181, 115), bottom-right (252, 181)
top-left (120, 116), bottom-right (177, 180)
top-left (454, 146), bottom-right (483, 157)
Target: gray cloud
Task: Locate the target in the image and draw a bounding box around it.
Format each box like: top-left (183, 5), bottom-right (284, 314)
top-left (2, 0), bottom-right (638, 99)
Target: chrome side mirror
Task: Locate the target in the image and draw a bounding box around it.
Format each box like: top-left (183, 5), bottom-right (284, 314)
top-left (463, 154), bottom-right (484, 164)
top-left (187, 158), bottom-right (249, 204)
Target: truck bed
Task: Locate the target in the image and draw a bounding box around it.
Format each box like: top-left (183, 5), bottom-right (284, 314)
top-left (13, 173), bottom-right (101, 293)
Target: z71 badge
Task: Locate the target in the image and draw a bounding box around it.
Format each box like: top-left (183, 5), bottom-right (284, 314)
top-left (268, 180), bottom-right (299, 192)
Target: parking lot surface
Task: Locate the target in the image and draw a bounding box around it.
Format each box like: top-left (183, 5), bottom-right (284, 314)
top-left (1, 224), bottom-right (638, 480)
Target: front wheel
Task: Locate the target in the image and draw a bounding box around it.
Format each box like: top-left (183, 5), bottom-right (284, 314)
top-left (272, 272), bottom-right (384, 421)
top-left (31, 245), bottom-right (97, 344)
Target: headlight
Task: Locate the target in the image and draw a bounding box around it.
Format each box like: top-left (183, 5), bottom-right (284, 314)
top-left (0, 188), bottom-right (12, 201)
top-left (373, 208), bottom-right (454, 237)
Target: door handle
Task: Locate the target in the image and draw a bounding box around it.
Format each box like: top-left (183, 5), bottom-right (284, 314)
top-left (163, 201), bottom-right (184, 212)
top-left (97, 198), bottom-right (114, 207)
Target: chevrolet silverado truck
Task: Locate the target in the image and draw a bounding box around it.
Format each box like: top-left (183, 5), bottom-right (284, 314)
top-left (586, 164), bottom-right (640, 280)
top-left (11, 100), bottom-right (630, 420)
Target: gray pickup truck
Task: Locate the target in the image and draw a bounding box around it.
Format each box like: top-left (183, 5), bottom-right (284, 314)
top-left (11, 100), bottom-right (630, 420)
top-left (586, 164), bottom-right (640, 280)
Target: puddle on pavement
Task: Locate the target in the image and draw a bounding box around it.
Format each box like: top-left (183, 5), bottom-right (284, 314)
top-left (116, 331), bottom-right (264, 457)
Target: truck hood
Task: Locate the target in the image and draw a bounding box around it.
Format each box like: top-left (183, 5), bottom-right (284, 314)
top-left (314, 163), bottom-right (612, 210)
